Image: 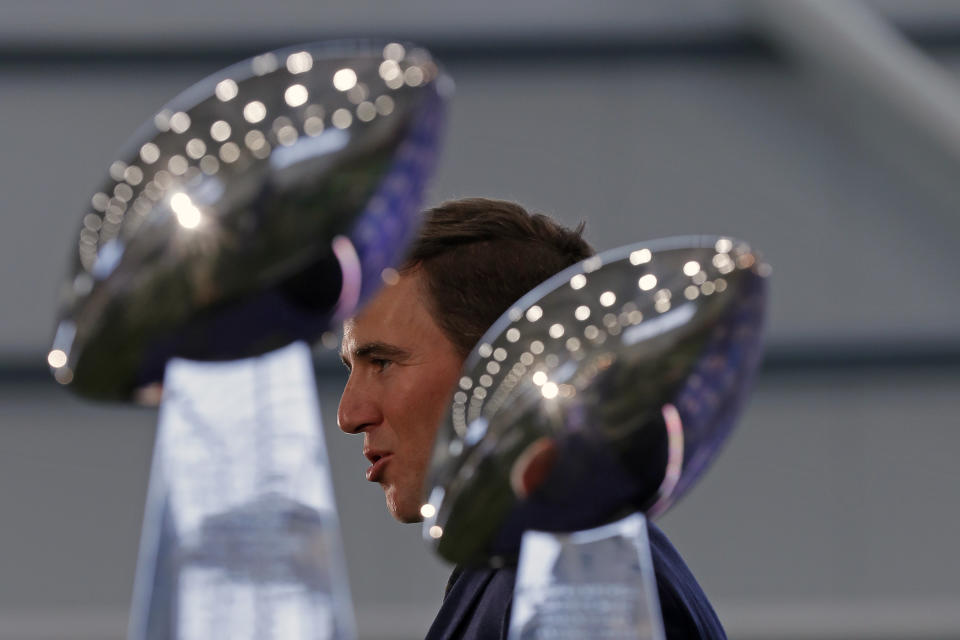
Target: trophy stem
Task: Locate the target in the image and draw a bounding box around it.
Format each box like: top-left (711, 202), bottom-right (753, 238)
top-left (128, 342), bottom-right (356, 640)
top-left (508, 513), bottom-right (665, 640)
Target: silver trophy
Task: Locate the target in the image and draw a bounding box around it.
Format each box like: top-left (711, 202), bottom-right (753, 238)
top-left (509, 513), bottom-right (664, 640)
top-left (48, 41), bottom-right (451, 639)
top-left (422, 236), bottom-right (768, 637)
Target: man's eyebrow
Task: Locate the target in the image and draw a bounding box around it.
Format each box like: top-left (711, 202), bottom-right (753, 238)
top-left (341, 341), bottom-right (410, 368)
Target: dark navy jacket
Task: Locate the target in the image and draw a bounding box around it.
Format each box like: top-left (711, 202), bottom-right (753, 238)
top-left (424, 522), bottom-right (726, 640)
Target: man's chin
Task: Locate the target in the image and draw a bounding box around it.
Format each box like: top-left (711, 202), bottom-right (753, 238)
top-left (397, 512), bottom-right (424, 524)
top-left (385, 491), bottom-right (424, 524)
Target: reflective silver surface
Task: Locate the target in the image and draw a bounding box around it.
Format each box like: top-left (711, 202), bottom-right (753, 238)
top-left (423, 236), bottom-right (768, 565)
top-left (130, 342), bottom-right (355, 640)
top-left (48, 41), bottom-right (449, 401)
top-left (508, 513), bottom-right (663, 640)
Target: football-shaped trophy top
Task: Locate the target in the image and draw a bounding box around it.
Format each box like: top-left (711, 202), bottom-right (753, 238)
top-left (48, 41), bottom-right (450, 402)
top-left (423, 236), bottom-right (768, 565)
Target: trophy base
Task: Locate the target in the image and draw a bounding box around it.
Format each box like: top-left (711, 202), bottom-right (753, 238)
top-left (128, 342), bottom-right (356, 640)
top-left (508, 512), bottom-right (664, 640)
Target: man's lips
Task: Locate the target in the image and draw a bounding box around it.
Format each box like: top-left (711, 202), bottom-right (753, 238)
top-left (365, 452), bottom-right (393, 482)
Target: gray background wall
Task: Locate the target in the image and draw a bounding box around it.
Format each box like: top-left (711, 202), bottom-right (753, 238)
top-left (1, 2), bottom-right (959, 639)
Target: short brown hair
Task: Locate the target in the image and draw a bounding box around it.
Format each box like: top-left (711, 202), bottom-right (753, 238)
top-left (403, 198), bottom-right (595, 356)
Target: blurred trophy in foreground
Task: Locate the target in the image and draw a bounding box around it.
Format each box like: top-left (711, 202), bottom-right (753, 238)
top-left (423, 236), bottom-right (768, 638)
top-left (47, 41), bottom-right (451, 639)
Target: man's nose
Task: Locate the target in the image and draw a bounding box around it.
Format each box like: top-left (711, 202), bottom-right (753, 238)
top-left (337, 375), bottom-right (380, 434)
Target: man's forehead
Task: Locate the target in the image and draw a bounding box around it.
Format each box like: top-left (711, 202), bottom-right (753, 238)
top-left (340, 317), bottom-right (360, 353)
top-left (339, 272), bottom-right (431, 353)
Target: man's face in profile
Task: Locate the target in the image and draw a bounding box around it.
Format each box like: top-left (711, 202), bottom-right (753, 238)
top-left (337, 269), bottom-right (463, 523)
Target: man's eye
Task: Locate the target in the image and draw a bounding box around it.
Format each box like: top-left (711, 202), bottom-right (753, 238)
top-left (371, 358), bottom-right (391, 371)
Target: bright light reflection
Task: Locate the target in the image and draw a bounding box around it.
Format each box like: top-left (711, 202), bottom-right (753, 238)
top-left (713, 253), bottom-right (732, 270)
top-left (404, 66), bottom-right (424, 87)
top-left (169, 111), bottom-right (190, 134)
top-left (47, 350), bottom-right (68, 368)
top-left (219, 142), bottom-right (240, 163)
top-left (284, 84), bottom-right (308, 107)
top-left (210, 120), bottom-right (231, 142)
top-left (541, 382), bottom-right (559, 399)
top-left (384, 43), bottom-right (406, 61)
top-left (243, 100), bottom-right (266, 123)
top-left (277, 125), bottom-right (298, 146)
top-left (420, 503), bottom-right (436, 518)
top-left (347, 84), bottom-right (369, 104)
top-left (548, 323), bottom-right (564, 339)
top-left (375, 95), bottom-right (395, 115)
top-left (286, 51), bottom-right (313, 74)
top-left (244, 130), bottom-right (266, 150)
top-left (429, 525), bottom-right (443, 539)
top-left (139, 143), bottom-right (160, 164)
top-left (384, 74), bottom-right (404, 90)
top-left (170, 193), bottom-right (202, 229)
top-left (639, 274), bottom-right (657, 291)
top-left (333, 68), bottom-right (358, 91)
top-left (683, 261), bottom-right (700, 276)
top-left (570, 273), bottom-right (586, 290)
top-left (532, 371), bottom-right (548, 386)
top-left (506, 328), bottom-right (520, 342)
top-left (304, 116), bottom-right (324, 136)
top-left (124, 166), bottom-right (143, 185)
top-left (526, 305), bottom-right (543, 322)
top-left (251, 52), bottom-right (278, 75)
top-left (185, 138), bottom-right (206, 159)
top-left (599, 291), bottom-right (616, 307)
top-left (357, 101), bottom-right (376, 122)
top-left (630, 248), bottom-right (652, 265)
top-left (83, 214), bottom-right (101, 231)
top-left (153, 110), bottom-right (171, 131)
top-left (737, 253), bottom-right (756, 269)
top-left (92, 192), bottom-right (109, 211)
top-left (167, 155), bottom-right (188, 175)
top-left (715, 238), bottom-right (733, 253)
top-left (109, 161), bottom-right (126, 181)
top-left (199, 155), bottom-right (219, 175)
top-left (215, 78), bottom-right (238, 101)
top-left (379, 60), bottom-right (401, 81)
top-left (331, 108), bottom-right (353, 129)
top-left (575, 305), bottom-right (590, 321)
